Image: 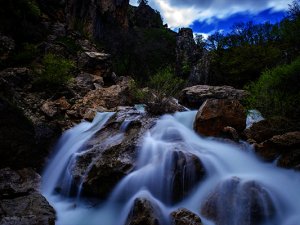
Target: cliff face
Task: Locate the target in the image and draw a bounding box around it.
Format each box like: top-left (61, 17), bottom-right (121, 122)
top-left (66, 0), bottom-right (129, 39)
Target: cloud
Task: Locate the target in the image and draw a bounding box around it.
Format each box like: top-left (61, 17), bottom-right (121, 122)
top-left (130, 0), bottom-right (294, 28)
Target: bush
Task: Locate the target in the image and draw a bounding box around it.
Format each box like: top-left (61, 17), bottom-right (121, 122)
top-left (149, 67), bottom-right (185, 99)
top-left (245, 57), bottom-right (300, 119)
top-left (36, 53), bottom-right (74, 85)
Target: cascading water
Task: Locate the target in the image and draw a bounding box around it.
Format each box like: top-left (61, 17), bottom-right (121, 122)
top-left (42, 110), bottom-right (300, 225)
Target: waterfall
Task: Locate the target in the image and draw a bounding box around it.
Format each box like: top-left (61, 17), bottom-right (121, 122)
top-left (41, 110), bottom-right (300, 225)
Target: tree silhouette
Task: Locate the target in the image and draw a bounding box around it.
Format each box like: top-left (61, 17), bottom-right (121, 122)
top-left (137, 0), bottom-right (148, 6)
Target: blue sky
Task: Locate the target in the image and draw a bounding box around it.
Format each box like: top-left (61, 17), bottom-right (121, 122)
top-left (130, 0), bottom-right (292, 36)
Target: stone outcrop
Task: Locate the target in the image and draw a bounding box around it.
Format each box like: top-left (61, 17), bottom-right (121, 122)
top-left (66, 0), bottom-right (129, 39)
top-left (0, 33), bottom-right (15, 61)
top-left (125, 198), bottom-right (163, 225)
top-left (130, 2), bottom-right (163, 28)
top-left (194, 99), bottom-right (246, 137)
top-left (255, 131), bottom-right (300, 170)
top-left (70, 107), bottom-right (156, 198)
top-left (179, 85), bottom-right (248, 109)
top-left (176, 28), bottom-right (198, 79)
top-left (170, 208), bottom-right (203, 225)
top-left (0, 168), bottom-right (56, 225)
top-left (201, 177), bottom-right (275, 225)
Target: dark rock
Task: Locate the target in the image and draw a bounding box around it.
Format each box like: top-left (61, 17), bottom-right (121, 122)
top-left (194, 99), bottom-right (246, 137)
top-left (0, 97), bottom-right (37, 169)
top-left (0, 168), bottom-right (56, 225)
top-left (166, 149), bottom-right (205, 203)
top-left (176, 28), bottom-right (197, 79)
top-left (0, 193), bottom-right (55, 225)
top-left (243, 117), bottom-right (298, 143)
top-left (66, 0), bottom-right (129, 40)
top-left (70, 107), bottom-right (156, 198)
top-left (73, 72), bottom-right (104, 96)
top-left (0, 168), bottom-right (40, 198)
top-left (146, 97), bottom-right (186, 115)
top-left (179, 85), bottom-right (248, 109)
top-left (255, 132), bottom-right (300, 170)
top-left (125, 198), bottom-right (162, 225)
top-left (188, 50), bottom-right (211, 86)
top-left (131, 2), bottom-right (163, 28)
top-left (201, 177), bottom-right (275, 225)
top-left (0, 34), bottom-right (15, 61)
top-left (170, 208), bottom-right (203, 225)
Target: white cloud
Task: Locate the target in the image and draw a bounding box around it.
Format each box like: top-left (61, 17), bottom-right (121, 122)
top-left (130, 0), bottom-right (294, 28)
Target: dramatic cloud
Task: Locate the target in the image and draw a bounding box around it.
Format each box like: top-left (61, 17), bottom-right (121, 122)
top-left (130, 0), bottom-right (293, 28)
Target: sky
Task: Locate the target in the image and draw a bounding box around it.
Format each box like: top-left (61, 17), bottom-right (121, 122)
top-left (129, 0), bottom-right (293, 37)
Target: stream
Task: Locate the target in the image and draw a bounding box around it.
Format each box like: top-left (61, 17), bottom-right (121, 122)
top-left (41, 110), bottom-right (300, 225)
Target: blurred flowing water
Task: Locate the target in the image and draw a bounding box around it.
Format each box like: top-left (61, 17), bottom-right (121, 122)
top-left (42, 111), bottom-right (300, 225)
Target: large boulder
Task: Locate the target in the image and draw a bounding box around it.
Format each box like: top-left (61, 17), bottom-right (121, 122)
top-left (170, 208), bottom-right (203, 225)
top-left (0, 168), bottom-right (56, 225)
top-left (179, 85), bottom-right (248, 109)
top-left (255, 131), bottom-right (300, 170)
top-left (201, 177), bottom-right (275, 225)
top-left (194, 99), bottom-right (246, 137)
top-left (243, 117), bottom-right (298, 143)
top-left (125, 198), bottom-right (163, 225)
top-left (0, 193), bottom-right (56, 225)
top-left (70, 107), bottom-right (156, 198)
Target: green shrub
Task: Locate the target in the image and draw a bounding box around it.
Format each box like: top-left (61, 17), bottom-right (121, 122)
top-left (37, 53), bottom-right (74, 85)
top-left (149, 67), bottom-right (185, 99)
top-left (245, 57), bottom-right (300, 119)
top-left (128, 80), bottom-right (149, 103)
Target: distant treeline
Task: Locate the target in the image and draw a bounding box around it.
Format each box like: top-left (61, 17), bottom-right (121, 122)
top-left (194, 0), bottom-right (300, 88)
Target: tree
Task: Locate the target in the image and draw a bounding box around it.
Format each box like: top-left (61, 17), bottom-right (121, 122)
top-left (137, 0), bottom-right (148, 5)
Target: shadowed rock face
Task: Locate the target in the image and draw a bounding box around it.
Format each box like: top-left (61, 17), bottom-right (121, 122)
top-left (66, 0), bottom-right (129, 39)
top-left (0, 168), bottom-right (56, 225)
top-left (201, 177), bottom-right (275, 225)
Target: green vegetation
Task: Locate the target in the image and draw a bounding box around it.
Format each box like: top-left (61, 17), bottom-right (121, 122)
top-left (36, 54), bottom-right (74, 85)
top-left (149, 67), bottom-right (185, 99)
top-left (245, 57), bottom-right (300, 119)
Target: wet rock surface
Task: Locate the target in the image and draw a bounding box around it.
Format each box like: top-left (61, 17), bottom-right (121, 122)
top-left (125, 198), bottom-right (163, 225)
top-left (70, 107), bottom-right (157, 198)
top-left (201, 177), bottom-right (275, 225)
top-left (170, 208), bottom-right (203, 225)
top-left (165, 149), bottom-right (205, 203)
top-left (194, 99), bottom-right (246, 137)
top-left (179, 85), bottom-right (248, 109)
